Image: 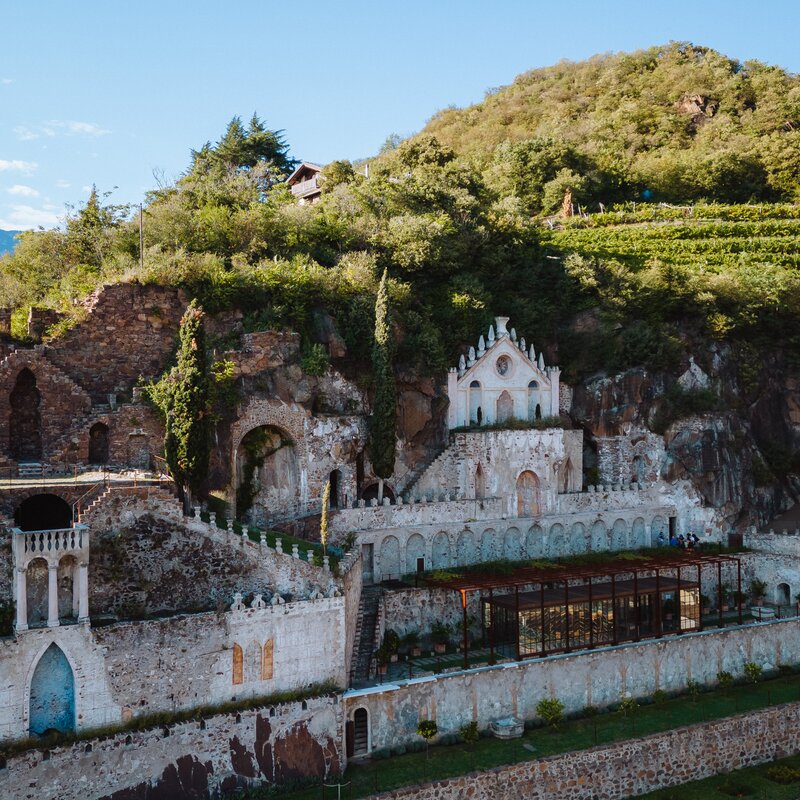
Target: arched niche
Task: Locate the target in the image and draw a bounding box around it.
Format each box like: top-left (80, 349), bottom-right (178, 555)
top-left (516, 471), bottom-right (540, 517)
top-left (29, 643), bottom-right (75, 736)
top-left (236, 425), bottom-right (298, 522)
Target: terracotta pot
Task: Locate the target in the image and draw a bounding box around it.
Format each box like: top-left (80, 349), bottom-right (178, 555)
top-left (377, 663), bottom-right (388, 676)
top-left (411, 647), bottom-right (421, 657)
top-left (434, 643), bottom-right (447, 654)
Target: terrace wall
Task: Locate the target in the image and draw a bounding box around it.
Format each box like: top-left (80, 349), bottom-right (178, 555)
top-left (345, 616), bottom-right (800, 753)
top-left (367, 702), bottom-right (800, 800)
top-left (0, 694), bottom-right (342, 800)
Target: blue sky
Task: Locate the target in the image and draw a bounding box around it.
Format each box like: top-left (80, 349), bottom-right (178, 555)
top-left (0, 0), bottom-right (797, 230)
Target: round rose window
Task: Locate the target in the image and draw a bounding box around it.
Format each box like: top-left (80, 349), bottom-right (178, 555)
top-left (496, 355), bottom-right (511, 376)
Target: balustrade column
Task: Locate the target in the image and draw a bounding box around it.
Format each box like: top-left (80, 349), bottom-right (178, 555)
top-left (78, 561), bottom-right (89, 623)
top-left (47, 563), bottom-right (59, 627)
top-left (15, 567), bottom-right (27, 631)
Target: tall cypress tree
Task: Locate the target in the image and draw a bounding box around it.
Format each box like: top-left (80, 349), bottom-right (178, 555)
top-left (162, 300), bottom-right (211, 505)
top-left (368, 270), bottom-right (396, 502)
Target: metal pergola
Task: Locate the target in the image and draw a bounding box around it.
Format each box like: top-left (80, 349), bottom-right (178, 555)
top-left (419, 551), bottom-right (743, 669)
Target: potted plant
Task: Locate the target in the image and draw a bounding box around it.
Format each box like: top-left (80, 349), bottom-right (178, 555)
top-left (720, 582), bottom-right (731, 612)
top-left (431, 622), bottom-right (450, 654)
top-left (751, 579), bottom-right (767, 607)
top-left (384, 629), bottom-right (400, 663)
top-left (404, 630), bottom-right (421, 657)
top-left (375, 644), bottom-right (390, 676)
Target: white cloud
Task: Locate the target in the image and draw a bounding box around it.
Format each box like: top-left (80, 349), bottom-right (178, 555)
top-left (14, 120), bottom-right (110, 141)
top-left (0, 204), bottom-right (60, 230)
top-left (55, 179), bottom-right (70, 189)
top-left (0, 159), bottom-right (37, 173)
top-left (1, 78), bottom-right (13, 85)
top-left (81, 185), bottom-right (93, 194)
top-left (7, 184), bottom-right (39, 197)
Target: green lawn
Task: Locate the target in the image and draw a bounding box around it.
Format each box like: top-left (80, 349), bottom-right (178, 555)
top-left (244, 674), bottom-right (800, 799)
top-left (634, 753), bottom-right (800, 799)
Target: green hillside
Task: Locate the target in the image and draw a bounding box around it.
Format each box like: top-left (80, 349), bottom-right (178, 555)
top-left (421, 42), bottom-right (800, 206)
top-left (1, 44), bottom-right (799, 381)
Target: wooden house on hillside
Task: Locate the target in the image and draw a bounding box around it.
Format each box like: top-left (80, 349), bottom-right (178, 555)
top-left (287, 162), bottom-right (323, 204)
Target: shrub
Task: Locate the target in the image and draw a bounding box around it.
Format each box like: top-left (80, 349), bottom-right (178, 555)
top-left (416, 720), bottom-right (438, 742)
top-left (765, 764), bottom-right (800, 784)
top-left (744, 662), bottom-right (763, 684)
top-left (652, 690), bottom-right (668, 705)
top-left (717, 671), bottom-right (733, 692)
top-left (686, 679), bottom-right (701, 701)
top-left (460, 720), bottom-right (479, 745)
top-left (299, 342), bottom-right (329, 376)
top-left (618, 697), bottom-right (639, 717)
top-left (536, 697), bottom-right (565, 729)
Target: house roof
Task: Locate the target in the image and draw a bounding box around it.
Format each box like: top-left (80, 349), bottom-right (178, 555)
top-left (286, 162), bottom-right (324, 185)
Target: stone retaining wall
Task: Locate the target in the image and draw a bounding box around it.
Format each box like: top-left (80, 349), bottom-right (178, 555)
top-left (0, 694), bottom-right (342, 800)
top-left (366, 702), bottom-right (800, 800)
top-left (345, 617), bottom-right (800, 753)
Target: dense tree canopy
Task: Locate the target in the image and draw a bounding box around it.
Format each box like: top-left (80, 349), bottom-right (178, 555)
top-left (2, 46), bottom-right (800, 381)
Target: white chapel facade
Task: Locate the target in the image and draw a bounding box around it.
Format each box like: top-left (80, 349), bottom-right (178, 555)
top-left (446, 316), bottom-right (560, 429)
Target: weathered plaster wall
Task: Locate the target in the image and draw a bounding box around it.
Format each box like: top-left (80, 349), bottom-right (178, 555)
top-left (0, 594), bottom-right (345, 742)
top-left (342, 554), bottom-right (363, 681)
top-left (345, 617), bottom-right (800, 752)
top-left (413, 429), bottom-right (584, 512)
top-left (0, 695), bottom-right (342, 800)
top-left (363, 703), bottom-right (800, 800)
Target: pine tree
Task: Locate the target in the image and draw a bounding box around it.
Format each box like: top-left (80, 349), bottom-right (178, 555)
top-left (368, 270), bottom-right (396, 502)
top-left (159, 301), bottom-right (211, 506)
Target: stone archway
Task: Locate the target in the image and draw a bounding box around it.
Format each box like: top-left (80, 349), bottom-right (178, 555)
top-left (10, 368), bottom-right (42, 461)
top-left (379, 535), bottom-right (401, 580)
top-left (236, 425), bottom-right (299, 525)
top-left (516, 471), bottom-right (540, 517)
top-left (405, 533), bottom-right (426, 574)
top-left (15, 494), bottom-right (72, 531)
top-left (29, 643), bottom-right (75, 735)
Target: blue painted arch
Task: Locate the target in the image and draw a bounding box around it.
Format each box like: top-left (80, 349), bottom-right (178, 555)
top-left (29, 643), bottom-right (75, 736)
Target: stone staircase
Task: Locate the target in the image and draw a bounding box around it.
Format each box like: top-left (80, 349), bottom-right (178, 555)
top-left (78, 482), bottom-right (182, 525)
top-left (404, 443), bottom-right (465, 500)
top-left (349, 586), bottom-right (383, 687)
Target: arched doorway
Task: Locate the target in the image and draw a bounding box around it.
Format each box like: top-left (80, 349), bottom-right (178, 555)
top-left (29, 643), bottom-right (75, 735)
top-left (560, 458), bottom-right (573, 493)
top-left (88, 422), bottom-right (110, 465)
top-left (469, 381), bottom-right (482, 426)
top-left (353, 708), bottom-right (369, 756)
top-left (10, 368), bottom-right (42, 461)
top-left (58, 555), bottom-right (78, 621)
top-left (777, 582), bottom-right (791, 606)
top-left (15, 494), bottom-right (72, 531)
top-left (516, 471), bottom-right (540, 517)
top-left (496, 391), bottom-right (513, 424)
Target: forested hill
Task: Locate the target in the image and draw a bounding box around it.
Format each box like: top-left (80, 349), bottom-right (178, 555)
top-left (1, 44), bottom-right (799, 386)
top-left (419, 42), bottom-right (800, 207)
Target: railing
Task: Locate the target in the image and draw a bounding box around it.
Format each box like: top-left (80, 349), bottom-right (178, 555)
top-left (15, 525), bottom-right (87, 555)
top-left (290, 176), bottom-right (319, 196)
top-left (72, 476), bottom-right (109, 523)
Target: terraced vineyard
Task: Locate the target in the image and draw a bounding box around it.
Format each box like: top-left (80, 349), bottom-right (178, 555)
top-left (545, 203), bottom-right (800, 272)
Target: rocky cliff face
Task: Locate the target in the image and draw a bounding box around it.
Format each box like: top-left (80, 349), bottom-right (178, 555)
top-left (569, 343), bottom-right (799, 531)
